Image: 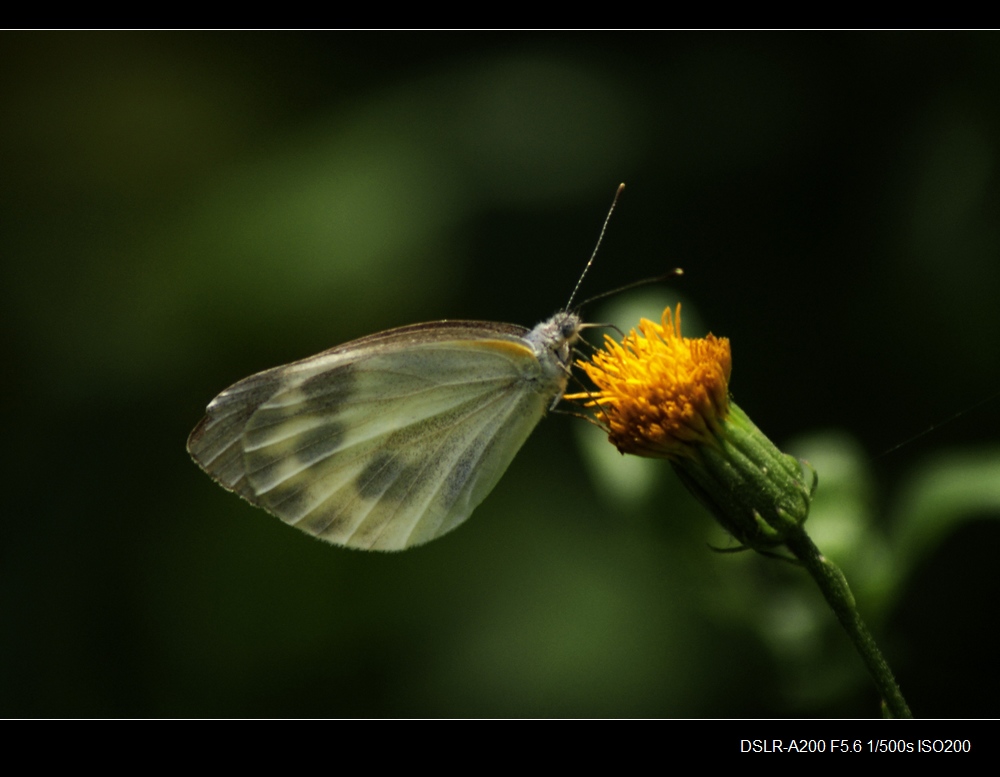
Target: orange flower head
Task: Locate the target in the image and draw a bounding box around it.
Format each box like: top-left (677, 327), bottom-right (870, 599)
top-left (568, 305), bottom-right (732, 460)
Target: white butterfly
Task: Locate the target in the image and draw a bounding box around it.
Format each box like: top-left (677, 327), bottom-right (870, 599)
top-left (187, 313), bottom-right (582, 551)
top-left (187, 184), bottom-right (633, 551)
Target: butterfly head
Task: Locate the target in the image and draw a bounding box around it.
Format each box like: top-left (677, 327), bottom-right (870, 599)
top-left (524, 310), bottom-right (583, 385)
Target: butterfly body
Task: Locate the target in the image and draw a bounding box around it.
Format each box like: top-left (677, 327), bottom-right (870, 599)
top-left (187, 312), bottom-right (582, 551)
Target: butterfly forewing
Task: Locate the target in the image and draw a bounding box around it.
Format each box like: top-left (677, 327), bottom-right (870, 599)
top-left (187, 322), bottom-right (566, 551)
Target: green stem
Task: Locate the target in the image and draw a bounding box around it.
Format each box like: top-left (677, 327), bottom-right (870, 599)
top-left (672, 401), bottom-right (912, 717)
top-left (782, 523), bottom-right (913, 719)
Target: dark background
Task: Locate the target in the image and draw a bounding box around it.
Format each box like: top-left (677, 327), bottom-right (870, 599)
top-left (2, 31), bottom-right (998, 717)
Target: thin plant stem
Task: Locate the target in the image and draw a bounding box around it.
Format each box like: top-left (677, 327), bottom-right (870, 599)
top-left (782, 524), bottom-right (913, 719)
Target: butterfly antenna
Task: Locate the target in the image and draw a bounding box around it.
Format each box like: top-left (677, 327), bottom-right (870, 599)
top-left (565, 182), bottom-right (626, 311)
top-left (573, 268), bottom-right (684, 312)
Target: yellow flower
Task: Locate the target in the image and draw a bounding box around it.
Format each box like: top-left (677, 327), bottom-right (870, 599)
top-left (568, 305), bottom-right (732, 460)
top-left (569, 304), bottom-right (910, 718)
top-left (571, 304), bottom-right (815, 551)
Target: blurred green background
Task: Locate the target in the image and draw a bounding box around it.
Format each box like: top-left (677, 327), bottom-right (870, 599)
top-left (2, 31), bottom-right (999, 717)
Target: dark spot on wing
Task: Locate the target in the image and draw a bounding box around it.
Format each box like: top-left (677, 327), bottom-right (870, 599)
top-left (356, 454), bottom-right (400, 499)
top-left (382, 462), bottom-right (422, 503)
top-left (293, 421), bottom-right (347, 467)
top-left (356, 453), bottom-right (418, 503)
top-left (260, 478), bottom-right (313, 519)
top-left (444, 444), bottom-right (482, 503)
top-left (310, 511), bottom-right (354, 539)
top-left (300, 364), bottom-right (356, 414)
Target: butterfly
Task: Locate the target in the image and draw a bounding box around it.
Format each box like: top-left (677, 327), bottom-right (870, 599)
top-left (186, 313), bottom-right (583, 551)
top-left (187, 184), bottom-right (632, 551)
